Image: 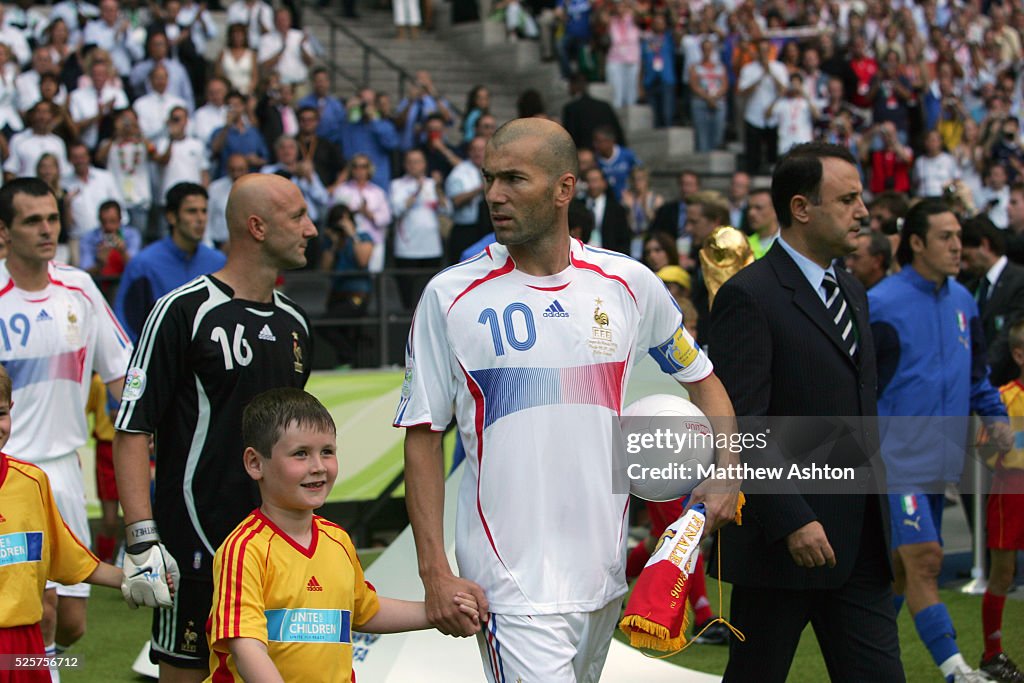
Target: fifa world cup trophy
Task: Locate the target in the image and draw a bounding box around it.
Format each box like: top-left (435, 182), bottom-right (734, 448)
top-left (699, 226), bottom-right (754, 308)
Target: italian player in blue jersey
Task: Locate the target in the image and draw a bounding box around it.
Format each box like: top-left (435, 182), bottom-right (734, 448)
top-left (396, 118), bottom-right (740, 682)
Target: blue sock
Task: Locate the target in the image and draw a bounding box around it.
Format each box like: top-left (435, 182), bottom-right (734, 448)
top-left (893, 594), bottom-right (905, 615)
top-left (914, 604), bottom-right (959, 668)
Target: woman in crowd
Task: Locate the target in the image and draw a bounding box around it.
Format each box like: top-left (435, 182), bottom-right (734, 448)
top-left (461, 85), bottom-right (489, 143)
top-left (621, 167), bottom-right (664, 258)
top-left (216, 23), bottom-right (256, 95)
top-left (604, 0), bottom-right (641, 109)
top-left (44, 18), bottom-right (75, 72)
top-left (641, 231), bottom-right (679, 273)
top-left (36, 153), bottom-right (74, 264)
top-left (330, 154), bottom-right (392, 272)
top-left (96, 108), bottom-right (155, 233)
top-left (320, 203), bottom-right (375, 366)
top-left (953, 117), bottom-right (986, 207)
top-left (39, 72), bottom-right (78, 145)
top-left (0, 42), bottom-right (22, 139)
top-left (689, 38), bottom-right (728, 153)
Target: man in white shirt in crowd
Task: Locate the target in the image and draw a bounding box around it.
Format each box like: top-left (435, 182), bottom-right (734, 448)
top-left (65, 142), bottom-right (125, 251)
top-left (70, 58), bottom-right (129, 150)
top-left (981, 163), bottom-right (1013, 230)
top-left (15, 46), bottom-right (67, 115)
top-left (767, 73), bottom-right (818, 158)
top-left (0, 3), bottom-right (31, 66)
top-left (204, 153), bottom-right (247, 251)
top-left (913, 130), bottom-right (960, 198)
top-left (444, 135), bottom-right (486, 263)
top-left (226, 0), bottom-right (274, 49)
top-left (176, 0), bottom-right (219, 61)
top-left (738, 38), bottom-right (788, 175)
top-left (133, 63), bottom-right (188, 142)
top-left (4, 101), bottom-right (71, 180)
top-left (192, 76), bottom-right (229, 148)
top-left (257, 7), bottom-right (314, 95)
top-left (82, 0), bottom-right (144, 80)
top-left (4, 0), bottom-right (49, 45)
top-left (154, 107), bottom-right (209, 215)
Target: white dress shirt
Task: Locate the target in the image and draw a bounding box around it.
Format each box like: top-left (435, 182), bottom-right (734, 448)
top-left (64, 167), bottom-right (124, 237)
top-left (133, 91), bottom-right (188, 141)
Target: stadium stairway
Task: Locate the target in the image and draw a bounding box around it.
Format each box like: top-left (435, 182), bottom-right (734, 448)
top-left (301, 0), bottom-right (741, 195)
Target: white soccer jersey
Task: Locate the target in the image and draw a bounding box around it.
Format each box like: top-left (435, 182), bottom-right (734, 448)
top-left (0, 261), bottom-right (133, 461)
top-left (395, 238), bottom-right (712, 614)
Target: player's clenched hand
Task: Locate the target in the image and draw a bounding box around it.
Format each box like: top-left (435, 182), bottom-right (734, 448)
top-left (121, 520), bottom-right (180, 609)
top-left (786, 521), bottom-right (836, 569)
top-left (424, 573), bottom-right (488, 637)
top-left (687, 477), bottom-right (741, 533)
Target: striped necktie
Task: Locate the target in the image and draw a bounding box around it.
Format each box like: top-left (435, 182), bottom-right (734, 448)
top-left (822, 271), bottom-right (857, 357)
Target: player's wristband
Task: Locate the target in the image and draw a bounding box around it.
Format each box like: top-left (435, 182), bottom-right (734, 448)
top-left (125, 520), bottom-right (161, 555)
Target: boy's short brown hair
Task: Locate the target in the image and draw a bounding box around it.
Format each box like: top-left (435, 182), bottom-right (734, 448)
top-left (242, 388), bottom-right (335, 458)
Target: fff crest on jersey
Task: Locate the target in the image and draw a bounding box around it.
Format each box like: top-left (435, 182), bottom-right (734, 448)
top-left (64, 306), bottom-right (81, 346)
top-left (292, 331), bottom-right (304, 373)
top-left (589, 298), bottom-right (617, 356)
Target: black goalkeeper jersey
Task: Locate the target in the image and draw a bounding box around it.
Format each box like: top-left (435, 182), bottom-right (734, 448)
top-left (115, 275), bottom-right (312, 573)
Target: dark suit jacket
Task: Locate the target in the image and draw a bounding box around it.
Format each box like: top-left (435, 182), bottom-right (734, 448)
top-left (708, 242), bottom-right (890, 590)
top-left (982, 261), bottom-right (1024, 387)
top-left (561, 94), bottom-right (625, 150)
top-left (650, 200), bottom-right (685, 238)
top-left (590, 193), bottom-right (631, 256)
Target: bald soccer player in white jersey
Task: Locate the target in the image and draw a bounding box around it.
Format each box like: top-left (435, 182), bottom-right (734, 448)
top-left (396, 118), bottom-right (740, 682)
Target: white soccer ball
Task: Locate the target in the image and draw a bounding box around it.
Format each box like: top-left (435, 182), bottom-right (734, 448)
top-left (620, 394), bottom-right (715, 501)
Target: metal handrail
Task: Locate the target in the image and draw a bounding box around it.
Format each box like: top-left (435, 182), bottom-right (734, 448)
top-left (303, 0), bottom-right (462, 116)
top-left (299, 0), bottom-right (414, 94)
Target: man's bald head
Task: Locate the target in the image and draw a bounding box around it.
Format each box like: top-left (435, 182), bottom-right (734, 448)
top-left (226, 173), bottom-right (299, 239)
top-left (489, 118), bottom-right (579, 183)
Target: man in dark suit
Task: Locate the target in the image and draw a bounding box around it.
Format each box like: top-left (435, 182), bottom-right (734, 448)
top-left (581, 167), bottom-right (631, 255)
top-left (961, 215), bottom-right (1024, 387)
top-left (649, 170), bottom-right (701, 243)
top-left (561, 73), bottom-right (625, 151)
top-left (708, 142), bottom-right (903, 682)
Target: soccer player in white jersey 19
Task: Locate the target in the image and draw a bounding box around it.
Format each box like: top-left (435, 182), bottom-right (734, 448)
top-left (0, 177), bottom-right (133, 668)
top-left (396, 118), bottom-right (740, 682)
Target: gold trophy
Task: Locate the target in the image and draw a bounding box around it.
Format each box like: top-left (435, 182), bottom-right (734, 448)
top-left (700, 226), bottom-right (754, 308)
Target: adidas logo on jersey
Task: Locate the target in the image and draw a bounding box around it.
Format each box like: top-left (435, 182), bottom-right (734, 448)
top-left (36, 310), bottom-right (52, 322)
top-left (258, 324), bottom-right (276, 342)
top-left (307, 576), bottom-right (323, 592)
top-left (543, 301), bottom-right (569, 318)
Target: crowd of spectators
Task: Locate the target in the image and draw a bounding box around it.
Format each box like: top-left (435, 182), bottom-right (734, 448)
top-left (2, 0), bottom-right (1024, 368)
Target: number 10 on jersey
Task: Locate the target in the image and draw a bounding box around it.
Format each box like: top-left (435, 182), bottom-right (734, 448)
top-left (478, 304), bottom-right (537, 356)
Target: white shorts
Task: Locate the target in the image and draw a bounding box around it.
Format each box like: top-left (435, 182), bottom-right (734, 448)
top-left (392, 0), bottom-right (421, 26)
top-left (476, 599), bottom-right (620, 683)
top-left (40, 452), bottom-right (92, 599)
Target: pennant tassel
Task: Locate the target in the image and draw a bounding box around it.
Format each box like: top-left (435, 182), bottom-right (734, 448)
top-left (619, 494), bottom-right (746, 654)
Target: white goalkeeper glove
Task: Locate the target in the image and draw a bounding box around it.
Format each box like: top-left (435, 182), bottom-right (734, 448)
top-left (121, 520), bottom-right (180, 609)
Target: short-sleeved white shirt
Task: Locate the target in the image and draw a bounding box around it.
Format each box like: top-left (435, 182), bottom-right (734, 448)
top-left (395, 238), bottom-right (712, 614)
top-left (0, 261), bottom-right (133, 461)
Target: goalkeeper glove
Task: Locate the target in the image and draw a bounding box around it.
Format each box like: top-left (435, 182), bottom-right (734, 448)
top-left (121, 520), bottom-right (180, 609)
